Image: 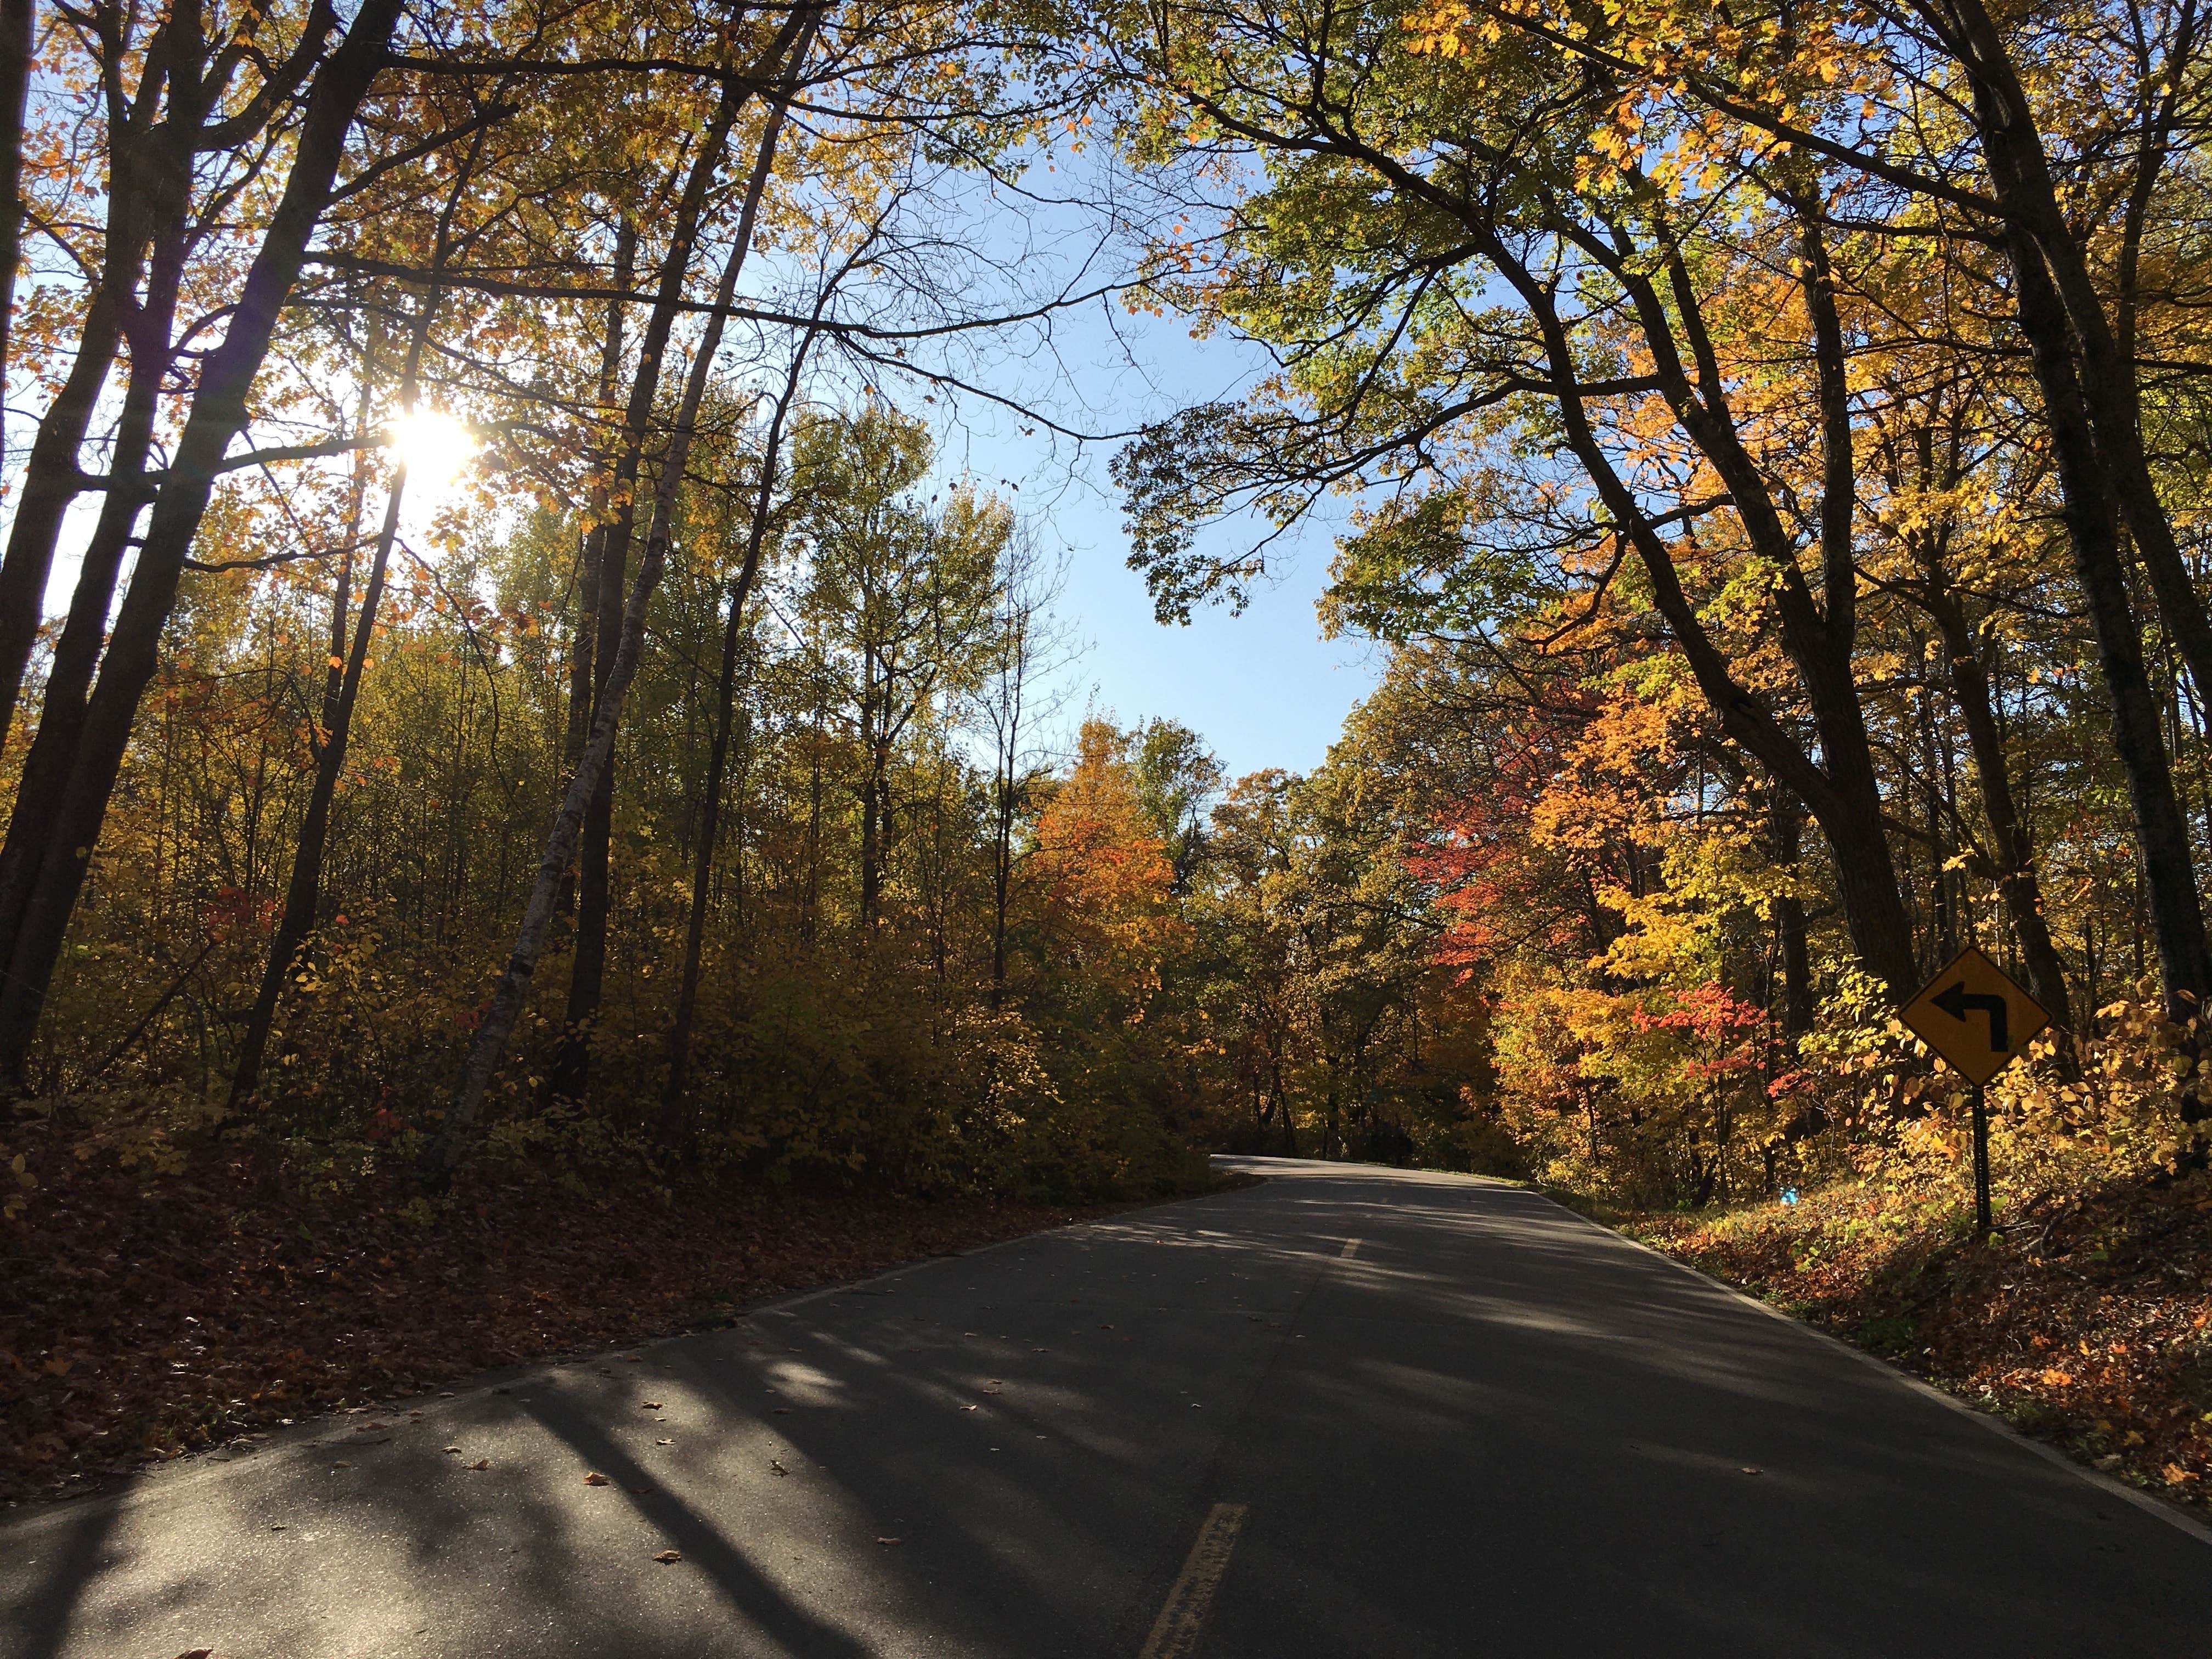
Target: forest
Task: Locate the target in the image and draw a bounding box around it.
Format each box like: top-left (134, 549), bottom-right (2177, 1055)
top-left (2, 0), bottom-right (2211, 1506)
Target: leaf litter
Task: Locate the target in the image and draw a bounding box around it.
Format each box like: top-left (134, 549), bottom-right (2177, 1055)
top-left (1, 1157), bottom-right (1115, 1502)
top-left (1632, 1164), bottom-right (2212, 1519)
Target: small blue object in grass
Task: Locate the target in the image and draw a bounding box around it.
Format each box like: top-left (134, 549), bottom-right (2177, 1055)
top-left (1781, 1188), bottom-right (1799, 1205)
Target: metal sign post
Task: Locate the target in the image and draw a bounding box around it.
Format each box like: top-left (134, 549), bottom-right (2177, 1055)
top-left (1970, 1081), bottom-right (1991, 1239)
top-left (1899, 945), bottom-right (2052, 1242)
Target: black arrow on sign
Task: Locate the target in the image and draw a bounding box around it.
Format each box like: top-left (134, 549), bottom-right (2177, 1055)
top-left (1931, 981), bottom-right (2010, 1051)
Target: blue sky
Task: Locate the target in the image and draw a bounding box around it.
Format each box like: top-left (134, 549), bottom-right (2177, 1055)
top-left (1047, 507), bottom-right (1381, 785)
top-left (919, 278), bottom-right (1383, 784)
top-left (851, 138), bottom-right (1390, 784)
top-left (979, 410), bottom-right (1381, 784)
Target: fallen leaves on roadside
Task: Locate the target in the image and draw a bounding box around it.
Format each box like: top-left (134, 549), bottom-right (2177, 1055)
top-left (654, 1549), bottom-right (682, 1564)
top-left (468, 1459), bottom-right (490, 1470)
top-left (1629, 1163), bottom-right (2212, 1516)
top-left (655, 1437), bottom-right (674, 1446)
top-left (1, 1155), bottom-right (1130, 1503)
top-left (443, 1446), bottom-right (462, 1455)
top-left (641, 1401), bottom-right (663, 1410)
top-left (876, 1536), bottom-right (902, 1546)
top-left (583, 1471), bottom-right (610, 1486)
top-left (770, 1459), bottom-right (788, 1476)
top-left (958, 1404), bottom-right (979, 1412)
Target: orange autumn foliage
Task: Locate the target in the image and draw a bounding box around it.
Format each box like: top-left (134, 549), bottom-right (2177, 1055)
top-left (1031, 719), bottom-right (1182, 1012)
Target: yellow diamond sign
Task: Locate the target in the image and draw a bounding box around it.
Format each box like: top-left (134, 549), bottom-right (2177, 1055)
top-left (1899, 945), bottom-right (2052, 1086)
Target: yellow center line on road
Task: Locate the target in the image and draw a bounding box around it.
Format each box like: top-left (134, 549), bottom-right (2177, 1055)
top-left (1340, 1237), bottom-right (1361, 1259)
top-left (1137, 1502), bottom-right (1250, 1659)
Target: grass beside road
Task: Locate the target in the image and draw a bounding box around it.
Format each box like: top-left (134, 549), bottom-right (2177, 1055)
top-left (1572, 1165), bottom-right (2212, 1520)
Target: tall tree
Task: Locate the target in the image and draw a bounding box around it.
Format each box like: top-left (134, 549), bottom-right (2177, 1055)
top-left (1097, 0), bottom-right (1925, 993)
top-left (0, 0), bottom-right (342, 755)
top-left (550, 213), bottom-right (637, 934)
top-left (0, 0), bottom-right (403, 1092)
top-left (539, 10), bottom-right (816, 1106)
top-left (0, 0), bottom-right (35, 410)
top-left (1468, 0), bottom-right (2212, 1030)
top-left (976, 537), bottom-right (1068, 1005)
top-left (227, 115), bottom-right (494, 1109)
top-left (791, 406), bottom-right (1006, 934)
top-left (421, 3), bottom-right (825, 1179)
top-left (607, 35), bottom-right (822, 1138)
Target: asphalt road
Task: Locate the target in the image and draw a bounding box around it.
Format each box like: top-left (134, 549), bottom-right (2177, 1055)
top-left (4, 1158), bottom-right (2208, 1657)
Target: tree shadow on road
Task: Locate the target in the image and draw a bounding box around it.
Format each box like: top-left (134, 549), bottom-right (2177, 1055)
top-left (2, 1491), bottom-right (121, 1659)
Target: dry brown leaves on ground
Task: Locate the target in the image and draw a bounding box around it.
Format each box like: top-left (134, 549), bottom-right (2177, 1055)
top-left (1627, 1166), bottom-right (2212, 1518)
top-left (0, 1150), bottom-right (1128, 1503)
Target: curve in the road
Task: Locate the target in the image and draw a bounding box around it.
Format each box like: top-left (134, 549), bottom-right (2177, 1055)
top-left (3, 1158), bottom-right (2205, 1658)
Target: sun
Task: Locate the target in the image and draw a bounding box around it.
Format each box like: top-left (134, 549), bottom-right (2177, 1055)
top-left (386, 408), bottom-right (478, 500)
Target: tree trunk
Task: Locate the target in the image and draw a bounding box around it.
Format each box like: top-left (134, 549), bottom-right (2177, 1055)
top-left (544, 73), bottom-right (753, 1109)
top-left (616, 69), bottom-right (810, 1139)
top-left (990, 701), bottom-right (1019, 1007)
top-left (1498, 238), bottom-right (1921, 996)
top-left (0, 0), bottom-right (31, 383)
top-left (321, 314), bottom-right (382, 735)
top-left (1768, 796), bottom-right (1814, 1036)
top-left (2002, 227), bottom-right (2210, 1030)
top-left (1939, 0), bottom-right (2212, 703)
top-left (0, 76), bottom-right (210, 989)
top-left (550, 217), bottom-right (635, 933)
top-left (660, 290), bottom-right (816, 1143)
top-left (0, 0), bottom-right (47, 748)
top-left (437, 8), bottom-right (816, 1166)
top-left (0, 0), bottom-right (340, 752)
top-left (1922, 583), bottom-right (2075, 1028)
top-left (420, 422), bottom-right (686, 1183)
top-left (228, 449), bottom-right (408, 1109)
top-left (420, 353), bottom-right (719, 1182)
top-left (0, 289), bottom-right (127, 758)
top-left (0, 321), bottom-right (161, 973)
top-left (229, 135), bottom-right (476, 1109)
top-left (0, 0), bottom-right (404, 1092)
top-left (859, 726), bottom-right (885, 932)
